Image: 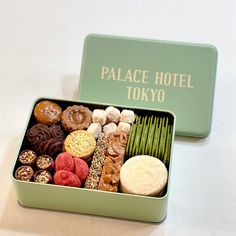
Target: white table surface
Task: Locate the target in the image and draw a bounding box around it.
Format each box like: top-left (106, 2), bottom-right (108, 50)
top-left (0, 1), bottom-right (236, 235)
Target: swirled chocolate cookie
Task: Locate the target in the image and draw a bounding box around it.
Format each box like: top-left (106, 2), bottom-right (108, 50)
top-left (27, 123), bottom-right (65, 157)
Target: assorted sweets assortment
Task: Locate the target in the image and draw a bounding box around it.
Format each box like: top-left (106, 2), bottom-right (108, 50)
top-left (14, 100), bottom-right (173, 197)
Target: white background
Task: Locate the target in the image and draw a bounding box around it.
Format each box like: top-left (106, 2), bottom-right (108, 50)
top-left (0, 1), bottom-right (236, 235)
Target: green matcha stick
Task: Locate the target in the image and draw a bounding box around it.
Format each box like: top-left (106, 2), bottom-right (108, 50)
top-left (157, 117), bottom-right (164, 160)
top-left (160, 117), bottom-right (168, 161)
top-left (140, 116), bottom-right (148, 154)
top-left (132, 115), bottom-right (142, 156)
top-left (163, 124), bottom-right (170, 166)
top-left (125, 118), bottom-right (135, 157)
top-left (166, 125), bottom-right (174, 166)
top-left (152, 117), bottom-right (162, 157)
top-left (145, 116), bottom-right (155, 155)
top-left (127, 116), bottom-right (138, 158)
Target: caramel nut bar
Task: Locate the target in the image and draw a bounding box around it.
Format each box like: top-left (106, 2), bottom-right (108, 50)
top-left (84, 133), bottom-right (108, 189)
top-left (98, 132), bottom-right (128, 192)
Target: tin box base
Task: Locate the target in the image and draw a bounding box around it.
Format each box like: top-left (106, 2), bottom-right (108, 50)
top-left (11, 98), bottom-right (175, 223)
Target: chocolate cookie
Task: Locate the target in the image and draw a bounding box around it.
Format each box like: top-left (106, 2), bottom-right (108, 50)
top-left (27, 124), bottom-right (65, 157)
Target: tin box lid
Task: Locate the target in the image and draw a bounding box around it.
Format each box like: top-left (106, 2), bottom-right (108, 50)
top-left (78, 34), bottom-right (217, 137)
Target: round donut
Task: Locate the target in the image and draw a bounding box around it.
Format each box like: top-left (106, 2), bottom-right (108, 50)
top-left (61, 105), bottom-right (92, 132)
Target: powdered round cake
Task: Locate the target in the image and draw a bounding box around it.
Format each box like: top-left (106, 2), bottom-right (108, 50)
top-left (120, 155), bottom-right (168, 196)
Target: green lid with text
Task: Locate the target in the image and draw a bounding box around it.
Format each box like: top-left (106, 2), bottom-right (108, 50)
top-left (78, 34), bottom-right (217, 137)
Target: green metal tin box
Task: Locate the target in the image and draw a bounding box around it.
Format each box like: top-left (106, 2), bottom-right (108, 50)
top-left (12, 34), bottom-right (217, 222)
top-left (12, 98), bottom-right (175, 223)
top-left (78, 34), bottom-right (217, 137)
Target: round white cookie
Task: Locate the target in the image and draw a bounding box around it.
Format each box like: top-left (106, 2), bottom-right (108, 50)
top-left (120, 155), bottom-right (168, 196)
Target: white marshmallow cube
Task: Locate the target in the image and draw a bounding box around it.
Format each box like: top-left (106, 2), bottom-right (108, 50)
top-left (120, 110), bottom-right (135, 124)
top-left (92, 109), bottom-right (107, 125)
top-left (87, 123), bottom-right (102, 139)
top-left (103, 122), bottom-right (117, 136)
top-left (117, 122), bottom-right (131, 135)
top-left (105, 106), bottom-right (120, 123)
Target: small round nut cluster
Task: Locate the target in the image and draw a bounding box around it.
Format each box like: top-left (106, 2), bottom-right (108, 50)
top-left (15, 150), bottom-right (54, 184)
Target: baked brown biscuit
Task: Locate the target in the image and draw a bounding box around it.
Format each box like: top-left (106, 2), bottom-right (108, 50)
top-left (34, 100), bottom-right (62, 125)
top-left (61, 105), bottom-right (92, 132)
top-left (64, 130), bottom-right (96, 160)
